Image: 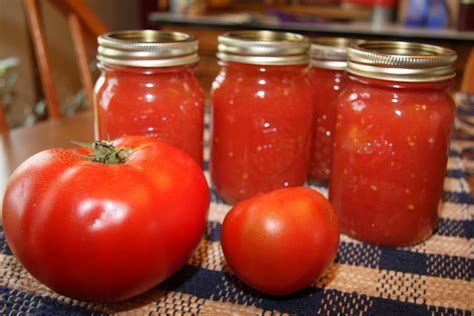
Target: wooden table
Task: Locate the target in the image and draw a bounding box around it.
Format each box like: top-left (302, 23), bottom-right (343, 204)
top-left (2, 110), bottom-right (474, 202)
top-left (0, 111), bottom-right (94, 212)
top-left (1, 110), bottom-right (473, 314)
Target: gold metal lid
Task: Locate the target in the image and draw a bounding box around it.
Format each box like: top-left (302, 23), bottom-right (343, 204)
top-left (97, 30), bottom-right (199, 67)
top-left (347, 41), bottom-right (457, 82)
top-left (310, 37), bottom-right (353, 70)
top-left (217, 30), bottom-right (310, 66)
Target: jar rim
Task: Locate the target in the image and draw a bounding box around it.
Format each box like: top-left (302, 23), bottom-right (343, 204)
top-left (97, 30), bottom-right (199, 67)
top-left (347, 41), bottom-right (457, 82)
top-left (217, 30), bottom-right (310, 66)
top-left (310, 37), bottom-right (355, 70)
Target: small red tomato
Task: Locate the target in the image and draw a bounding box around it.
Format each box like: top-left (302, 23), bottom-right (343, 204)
top-left (2, 136), bottom-right (210, 302)
top-left (221, 187), bottom-right (339, 296)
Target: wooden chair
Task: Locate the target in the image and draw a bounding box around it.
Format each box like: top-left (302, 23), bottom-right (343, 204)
top-left (22, 0), bottom-right (107, 120)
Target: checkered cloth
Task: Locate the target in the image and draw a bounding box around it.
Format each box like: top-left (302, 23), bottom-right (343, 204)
top-left (1, 112), bottom-right (473, 315)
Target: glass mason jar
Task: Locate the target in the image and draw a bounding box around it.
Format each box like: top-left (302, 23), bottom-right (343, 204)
top-left (211, 31), bottom-right (313, 204)
top-left (94, 30), bottom-right (205, 166)
top-left (308, 38), bottom-right (352, 182)
top-left (329, 41), bottom-right (457, 246)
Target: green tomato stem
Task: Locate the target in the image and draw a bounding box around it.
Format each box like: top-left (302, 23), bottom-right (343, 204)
top-left (72, 140), bottom-right (132, 164)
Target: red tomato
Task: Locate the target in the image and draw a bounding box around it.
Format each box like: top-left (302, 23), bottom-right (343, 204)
top-left (221, 187), bottom-right (339, 296)
top-left (2, 136), bottom-right (210, 302)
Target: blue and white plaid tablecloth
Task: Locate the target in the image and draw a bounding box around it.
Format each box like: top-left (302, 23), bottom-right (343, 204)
top-left (1, 109), bottom-right (473, 315)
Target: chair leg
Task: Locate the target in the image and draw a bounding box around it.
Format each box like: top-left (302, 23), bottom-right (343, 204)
top-left (68, 14), bottom-right (95, 109)
top-left (0, 98), bottom-right (8, 133)
top-left (462, 48), bottom-right (474, 95)
top-left (23, 0), bottom-right (61, 119)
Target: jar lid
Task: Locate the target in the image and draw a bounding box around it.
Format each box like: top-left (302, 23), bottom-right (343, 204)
top-left (347, 41), bottom-right (457, 82)
top-left (310, 37), bottom-right (353, 70)
top-left (97, 30), bottom-right (199, 67)
top-left (217, 30), bottom-right (310, 66)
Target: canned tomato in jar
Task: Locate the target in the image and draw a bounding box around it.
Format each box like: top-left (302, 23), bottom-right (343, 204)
top-left (329, 41), bottom-right (457, 246)
top-left (211, 31), bottom-right (313, 204)
top-left (94, 30), bottom-right (205, 166)
top-left (309, 37), bottom-right (353, 181)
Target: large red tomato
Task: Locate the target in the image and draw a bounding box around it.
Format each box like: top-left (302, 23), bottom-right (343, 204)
top-left (2, 136), bottom-right (210, 302)
top-left (221, 187), bottom-right (339, 296)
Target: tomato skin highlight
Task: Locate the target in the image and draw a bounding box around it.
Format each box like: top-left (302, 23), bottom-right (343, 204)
top-left (2, 136), bottom-right (210, 303)
top-left (221, 187), bottom-right (340, 296)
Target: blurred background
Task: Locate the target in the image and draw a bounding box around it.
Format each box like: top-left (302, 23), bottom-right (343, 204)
top-left (1, 0), bottom-right (140, 127)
